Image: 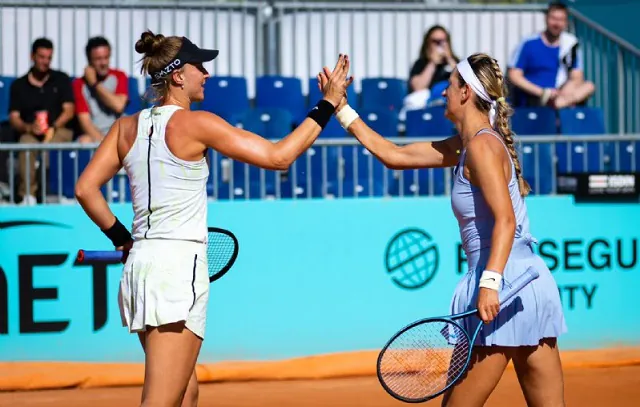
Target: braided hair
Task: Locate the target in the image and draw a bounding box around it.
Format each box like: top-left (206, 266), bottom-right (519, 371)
top-left (457, 53), bottom-right (532, 197)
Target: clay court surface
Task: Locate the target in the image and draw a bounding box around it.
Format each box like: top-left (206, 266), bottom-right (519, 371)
top-left (1, 364), bottom-right (639, 407)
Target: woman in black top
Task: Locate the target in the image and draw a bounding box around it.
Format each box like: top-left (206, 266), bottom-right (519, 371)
top-left (408, 25), bottom-right (459, 93)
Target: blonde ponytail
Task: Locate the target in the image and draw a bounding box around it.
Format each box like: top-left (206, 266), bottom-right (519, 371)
top-left (494, 97), bottom-right (531, 197)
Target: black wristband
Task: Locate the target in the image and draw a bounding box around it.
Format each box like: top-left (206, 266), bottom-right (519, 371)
top-left (306, 99), bottom-right (335, 129)
top-left (102, 217), bottom-right (132, 247)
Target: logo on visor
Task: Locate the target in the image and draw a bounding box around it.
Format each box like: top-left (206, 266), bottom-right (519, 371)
top-left (154, 58), bottom-right (182, 80)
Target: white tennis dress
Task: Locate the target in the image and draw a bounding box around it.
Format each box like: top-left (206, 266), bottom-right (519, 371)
top-left (117, 104), bottom-right (211, 340)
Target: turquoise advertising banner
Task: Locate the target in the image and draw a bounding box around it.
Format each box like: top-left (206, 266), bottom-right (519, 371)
top-left (0, 196), bottom-right (638, 362)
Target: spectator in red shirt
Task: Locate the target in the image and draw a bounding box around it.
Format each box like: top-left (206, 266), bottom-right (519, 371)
top-left (73, 37), bottom-right (129, 143)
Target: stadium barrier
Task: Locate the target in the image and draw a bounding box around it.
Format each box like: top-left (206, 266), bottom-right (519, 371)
top-left (1, 197), bottom-right (639, 389)
top-left (1, 134), bottom-right (640, 205)
top-left (569, 8), bottom-right (640, 135)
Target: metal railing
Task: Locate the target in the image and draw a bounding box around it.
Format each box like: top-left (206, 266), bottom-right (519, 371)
top-left (1, 1), bottom-right (639, 206)
top-left (570, 8), bottom-right (640, 135)
top-left (2, 134), bottom-right (640, 205)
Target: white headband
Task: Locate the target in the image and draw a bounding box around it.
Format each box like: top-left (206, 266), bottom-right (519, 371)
top-left (456, 57), bottom-right (501, 128)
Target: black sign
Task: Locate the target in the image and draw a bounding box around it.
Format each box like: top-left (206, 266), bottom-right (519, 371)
top-left (557, 172), bottom-right (640, 201)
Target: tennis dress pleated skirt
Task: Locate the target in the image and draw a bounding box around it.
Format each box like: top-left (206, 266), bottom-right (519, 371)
top-left (450, 237), bottom-right (568, 347)
top-left (117, 239), bottom-right (210, 340)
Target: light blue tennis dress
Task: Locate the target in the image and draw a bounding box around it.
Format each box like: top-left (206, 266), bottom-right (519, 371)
top-left (449, 128), bottom-right (567, 347)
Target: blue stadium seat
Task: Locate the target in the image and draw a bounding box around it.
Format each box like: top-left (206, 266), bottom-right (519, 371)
top-left (290, 117), bottom-right (346, 199)
top-left (48, 149), bottom-right (128, 201)
top-left (125, 77), bottom-right (143, 116)
top-left (558, 107), bottom-right (609, 173)
top-left (404, 106), bottom-right (453, 138)
top-left (360, 78), bottom-right (406, 112)
top-left (512, 106), bottom-right (558, 135)
top-left (49, 149), bottom-right (92, 199)
top-left (307, 77), bottom-right (359, 110)
top-left (255, 75), bottom-right (306, 125)
top-left (618, 140), bottom-right (640, 173)
top-left (221, 108), bottom-right (293, 199)
top-left (342, 109), bottom-right (398, 197)
top-left (237, 107), bottom-right (292, 140)
top-left (109, 173), bottom-right (132, 203)
top-left (0, 76), bottom-right (15, 123)
top-left (511, 107), bottom-right (557, 195)
top-left (200, 76), bottom-right (250, 122)
top-left (559, 107), bottom-right (605, 135)
top-left (427, 80), bottom-right (449, 107)
top-left (395, 106), bottom-right (453, 196)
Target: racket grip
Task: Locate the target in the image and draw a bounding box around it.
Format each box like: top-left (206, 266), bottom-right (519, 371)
top-left (499, 266), bottom-right (540, 305)
top-left (76, 250), bottom-right (123, 263)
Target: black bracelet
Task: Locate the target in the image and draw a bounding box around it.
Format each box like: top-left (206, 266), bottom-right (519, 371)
top-left (102, 217), bottom-right (132, 247)
top-left (306, 99), bottom-right (335, 129)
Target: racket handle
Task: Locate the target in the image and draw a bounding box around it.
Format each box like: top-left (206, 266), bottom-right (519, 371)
top-left (499, 266), bottom-right (540, 305)
top-left (76, 250), bottom-right (123, 263)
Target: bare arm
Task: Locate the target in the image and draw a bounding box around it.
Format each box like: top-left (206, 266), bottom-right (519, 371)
top-left (8, 83), bottom-right (31, 134)
top-left (465, 135), bottom-right (516, 275)
top-left (193, 54), bottom-right (352, 170)
top-left (93, 83), bottom-right (128, 114)
top-left (9, 111), bottom-right (32, 134)
top-left (53, 102), bottom-right (75, 130)
top-left (78, 113), bottom-right (105, 141)
top-left (346, 118), bottom-right (461, 169)
top-left (409, 61), bottom-right (437, 92)
top-left (565, 68), bottom-right (585, 86)
top-left (507, 68), bottom-right (544, 98)
top-left (192, 112), bottom-right (330, 171)
top-left (75, 119), bottom-right (123, 230)
top-left (318, 62), bottom-right (459, 170)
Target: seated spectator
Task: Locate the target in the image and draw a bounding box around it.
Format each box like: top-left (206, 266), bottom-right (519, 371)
top-left (507, 1), bottom-right (595, 109)
top-left (8, 37), bottom-right (74, 205)
top-left (73, 36), bottom-right (129, 143)
top-left (403, 25), bottom-right (459, 113)
top-left (408, 25), bottom-right (459, 94)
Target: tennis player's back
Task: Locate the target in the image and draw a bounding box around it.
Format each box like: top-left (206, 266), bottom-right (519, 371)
top-left (123, 105), bottom-right (209, 243)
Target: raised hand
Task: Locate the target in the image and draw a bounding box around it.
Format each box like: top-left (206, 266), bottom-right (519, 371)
top-left (318, 54), bottom-right (353, 109)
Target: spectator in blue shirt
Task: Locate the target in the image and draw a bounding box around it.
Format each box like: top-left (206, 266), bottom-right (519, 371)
top-left (507, 2), bottom-right (594, 109)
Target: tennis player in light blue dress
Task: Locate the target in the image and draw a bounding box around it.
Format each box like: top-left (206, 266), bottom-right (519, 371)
top-left (318, 52), bottom-right (568, 406)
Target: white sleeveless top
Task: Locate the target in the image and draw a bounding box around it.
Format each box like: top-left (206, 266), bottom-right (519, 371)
top-left (123, 105), bottom-right (209, 243)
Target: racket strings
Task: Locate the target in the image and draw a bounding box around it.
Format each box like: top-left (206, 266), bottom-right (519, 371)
top-left (207, 232), bottom-right (236, 276)
top-left (378, 321), bottom-right (470, 400)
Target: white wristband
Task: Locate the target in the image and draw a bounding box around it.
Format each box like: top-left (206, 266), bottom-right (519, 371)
top-left (478, 270), bottom-right (502, 291)
top-left (335, 104), bottom-right (359, 130)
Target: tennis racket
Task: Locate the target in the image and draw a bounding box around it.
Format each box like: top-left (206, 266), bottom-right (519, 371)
top-left (76, 227), bottom-right (239, 283)
top-left (376, 266), bottom-right (540, 403)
